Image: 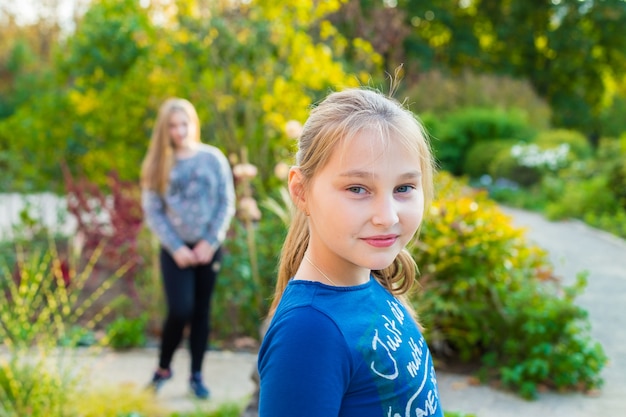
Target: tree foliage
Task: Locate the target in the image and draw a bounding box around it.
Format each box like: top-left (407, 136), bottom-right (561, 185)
top-left (335, 0), bottom-right (626, 137)
top-left (0, 0), bottom-right (382, 192)
top-left (0, 10), bottom-right (59, 119)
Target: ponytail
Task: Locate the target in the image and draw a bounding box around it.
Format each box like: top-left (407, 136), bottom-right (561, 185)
top-left (269, 209), bottom-right (309, 315)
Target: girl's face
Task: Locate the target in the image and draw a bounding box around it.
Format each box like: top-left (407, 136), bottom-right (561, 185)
top-left (296, 130), bottom-right (425, 283)
top-left (167, 110), bottom-right (194, 149)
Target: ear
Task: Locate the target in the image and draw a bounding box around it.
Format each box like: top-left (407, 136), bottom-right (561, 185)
top-left (288, 167), bottom-right (308, 215)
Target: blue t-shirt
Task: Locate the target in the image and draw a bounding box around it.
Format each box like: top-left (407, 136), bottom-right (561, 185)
top-left (258, 277), bottom-right (444, 417)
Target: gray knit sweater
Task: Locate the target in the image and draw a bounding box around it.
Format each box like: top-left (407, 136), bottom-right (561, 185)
top-left (141, 143), bottom-right (236, 254)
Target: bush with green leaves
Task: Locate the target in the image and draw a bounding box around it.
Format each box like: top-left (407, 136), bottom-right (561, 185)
top-left (603, 135), bottom-right (626, 211)
top-left (485, 132), bottom-right (626, 239)
top-left (462, 139), bottom-right (517, 180)
top-left (168, 402), bottom-right (243, 417)
top-left (0, 242), bottom-right (127, 349)
top-left (0, 239), bottom-right (131, 415)
top-left (488, 143), bottom-right (545, 187)
top-left (405, 70), bottom-right (552, 132)
top-left (213, 207), bottom-right (286, 342)
top-left (535, 136), bottom-right (626, 238)
top-left (425, 107), bottom-right (534, 176)
top-left (543, 172), bottom-right (620, 221)
top-left (72, 384), bottom-right (169, 417)
top-left (412, 172), bottom-right (607, 399)
top-left (533, 129), bottom-right (593, 161)
top-left (0, 356), bottom-right (77, 417)
top-left (103, 314), bottom-right (148, 350)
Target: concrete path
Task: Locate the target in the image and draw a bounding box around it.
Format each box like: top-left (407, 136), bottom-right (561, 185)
top-left (71, 348), bottom-right (258, 414)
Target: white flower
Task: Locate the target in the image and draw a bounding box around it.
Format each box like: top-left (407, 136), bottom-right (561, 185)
top-left (239, 196), bottom-right (262, 221)
top-left (285, 120), bottom-right (303, 139)
top-left (274, 162), bottom-right (290, 180)
top-left (233, 163), bottom-right (258, 180)
top-left (510, 143), bottom-right (570, 171)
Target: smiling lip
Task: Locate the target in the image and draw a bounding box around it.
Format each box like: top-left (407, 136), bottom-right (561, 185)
top-left (362, 235), bottom-right (398, 248)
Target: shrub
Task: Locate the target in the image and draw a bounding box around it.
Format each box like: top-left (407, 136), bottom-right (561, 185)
top-left (63, 166), bottom-right (144, 299)
top-left (584, 209), bottom-right (626, 239)
top-left (214, 209), bottom-right (285, 342)
top-left (0, 239), bottom-right (132, 416)
top-left (483, 272), bottom-right (605, 398)
top-left (72, 384), bottom-right (168, 417)
top-left (427, 107), bottom-right (534, 175)
top-left (103, 314), bottom-right (148, 350)
top-left (488, 131), bottom-right (586, 188)
top-left (533, 129), bottom-right (593, 161)
top-left (132, 229), bottom-right (166, 338)
top-left (0, 356), bottom-right (77, 417)
top-left (486, 185), bottom-right (548, 212)
top-left (489, 143), bottom-right (543, 187)
top-left (463, 139), bottom-right (517, 179)
top-left (536, 136), bottom-right (626, 233)
top-left (488, 135), bottom-right (626, 240)
top-left (212, 156), bottom-right (287, 343)
top-left (598, 95), bottom-right (626, 138)
top-left (0, 242), bottom-right (128, 349)
top-left (412, 172), bottom-right (607, 399)
top-left (603, 136), bottom-right (626, 211)
top-left (169, 402), bottom-right (243, 417)
top-left (544, 175), bottom-right (620, 221)
top-left (405, 69), bottom-right (551, 131)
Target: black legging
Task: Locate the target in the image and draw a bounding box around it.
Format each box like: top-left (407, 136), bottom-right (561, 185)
top-left (158, 246), bottom-right (222, 374)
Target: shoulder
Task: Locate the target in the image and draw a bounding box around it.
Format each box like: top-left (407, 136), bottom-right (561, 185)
top-left (196, 143), bottom-right (228, 163)
top-left (259, 304), bottom-right (352, 370)
top-left (267, 283), bottom-right (344, 342)
top-left (272, 303), bottom-right (341, 337)
top-left (262, 284), bottom-right (350, 350)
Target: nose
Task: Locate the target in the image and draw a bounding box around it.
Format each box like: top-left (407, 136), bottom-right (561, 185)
top-left (176, 125), bottom-right (187, 138)
top-left (371, 195), bottom-right (399, 227)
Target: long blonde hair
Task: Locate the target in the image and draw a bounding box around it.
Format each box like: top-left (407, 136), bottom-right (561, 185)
top-left (270, 88), bottom-right (435, 317)
top-left (140, 98), bottom-right (201, 194)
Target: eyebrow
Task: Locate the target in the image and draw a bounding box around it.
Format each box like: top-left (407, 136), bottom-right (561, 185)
top-left (339, 170), bottom-right (422, 180)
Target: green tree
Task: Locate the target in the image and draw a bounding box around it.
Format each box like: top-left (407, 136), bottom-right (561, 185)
top-left (405, 0), bottom-right (626, 137)
top-left (0, 0), bottom-right (382, 192)
top-left (336, 0), bottom-right (626, 138)
top-left (0, 10), bottom-right (60, 119)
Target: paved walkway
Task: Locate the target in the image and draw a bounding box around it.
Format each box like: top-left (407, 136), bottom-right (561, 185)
top-left (71, 348), bottom-right (258, 414)
top-left (4, 203), bottom-right (625, 415)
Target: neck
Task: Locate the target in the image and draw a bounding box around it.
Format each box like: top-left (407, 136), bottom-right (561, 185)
top-left (304, 255), bottom-right (338, 286)
top-left (301, 253), bottom-right (370, 287)
top-left (175, 142), bottom-right (197, 158)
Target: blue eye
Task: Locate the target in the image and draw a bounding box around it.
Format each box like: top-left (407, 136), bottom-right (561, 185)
top-left (347, 186), bottom-right (367, 194)
top-left (396, 185), bottom-right (415, 193)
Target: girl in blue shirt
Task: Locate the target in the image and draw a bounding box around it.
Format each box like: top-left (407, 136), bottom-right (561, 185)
top-left (258, 88), bottom-right (444, 417)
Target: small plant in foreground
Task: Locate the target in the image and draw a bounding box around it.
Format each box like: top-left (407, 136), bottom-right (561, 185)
top-left (103, 314), bottom-right (148, 350)
top-left (0, 356), bottom-right (77, 417)
top-left (168, 402), bottom-right (243, 417)
top-left (0, 239), bottom-right (132, 415)
top-left (73, 383), bottom-right (168, 417)
top-left (0, 241), bottom-right (129, 349)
